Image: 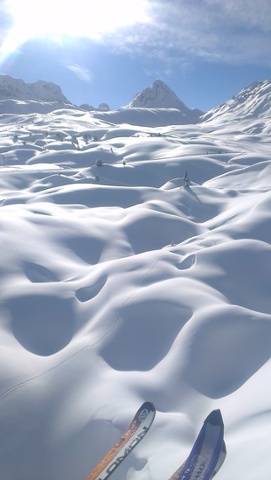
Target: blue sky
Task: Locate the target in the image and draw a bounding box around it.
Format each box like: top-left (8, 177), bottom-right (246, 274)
top-left (1, 0), bottom-right (271, 112)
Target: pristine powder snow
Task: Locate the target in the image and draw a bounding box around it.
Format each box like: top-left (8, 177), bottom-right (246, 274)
top-left (0, 78), bottom-right (271, 479)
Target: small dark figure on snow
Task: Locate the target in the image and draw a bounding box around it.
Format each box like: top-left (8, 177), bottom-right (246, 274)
top-left (184, 171), bottom-right (190, 187)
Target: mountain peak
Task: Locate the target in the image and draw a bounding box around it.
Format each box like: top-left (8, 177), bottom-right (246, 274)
top-left (124, 80), bottom-right (203, 124)
top-left (126, 79), bottom-right (188, 110)
top-left (0, 74), bottom-right (70, 103)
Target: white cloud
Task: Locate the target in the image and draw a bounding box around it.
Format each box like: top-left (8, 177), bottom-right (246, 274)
top-left (66, 64), bottom-right (92, 83)
top-left (103, 0), bottom-right (271, 68)
top-left (1, 0), bottom-right (271, 69)
top-left (207, 0), bottom-right (271, 33)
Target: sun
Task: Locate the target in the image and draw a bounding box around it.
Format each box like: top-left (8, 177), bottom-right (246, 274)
top-left (2, 0), bottom-right (150, 55)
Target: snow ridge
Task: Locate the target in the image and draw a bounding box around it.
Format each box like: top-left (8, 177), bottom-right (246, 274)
top-left (201, 78), bottom-right (271, 123)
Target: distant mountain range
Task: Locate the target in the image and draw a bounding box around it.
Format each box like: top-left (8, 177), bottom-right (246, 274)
top-left (0, 73), bottom-right (270, 126)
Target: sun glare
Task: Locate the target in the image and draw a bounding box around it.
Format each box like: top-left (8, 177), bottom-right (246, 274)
top-left (2, 0), bottom-right (150, 55)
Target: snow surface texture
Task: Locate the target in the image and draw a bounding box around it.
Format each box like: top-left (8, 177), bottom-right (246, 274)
top-left (0, 77), bottom-right (271, 480)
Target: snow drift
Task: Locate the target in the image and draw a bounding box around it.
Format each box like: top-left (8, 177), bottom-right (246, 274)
top-left (0, 77), bottom-right (271, 480)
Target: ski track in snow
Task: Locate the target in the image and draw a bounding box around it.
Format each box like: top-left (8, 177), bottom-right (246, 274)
top-left (0, 101), bottom-right (271, 480)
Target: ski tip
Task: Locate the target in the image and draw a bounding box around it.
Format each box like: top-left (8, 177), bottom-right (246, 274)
top-left (205, 409), bottom-right (224, 427)
top-left (140, 401), bottom-right (156, 413)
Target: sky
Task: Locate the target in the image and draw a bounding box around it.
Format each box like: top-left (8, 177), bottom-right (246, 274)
top-left (0, 0), bottom-right (271, 112)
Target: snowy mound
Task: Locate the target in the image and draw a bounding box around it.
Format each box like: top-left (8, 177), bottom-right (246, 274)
top-left (0, 78), bottom-right (271, 480)
top-left (88, 106), bottom-right (202, 126)
top-left (0, 74), bottom-right (70, 103)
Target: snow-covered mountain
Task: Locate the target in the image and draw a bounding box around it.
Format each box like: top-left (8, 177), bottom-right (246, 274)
top-left (0, 74), bottom-right (70, 103)
top-left (201, 78), bottom-right (271, 124)
top-left (79, 102), bottom-right (110, 112)
top-left (127, 80), bottom-right (188, 109)
top-left (126, 79), bottom-right (203, 117)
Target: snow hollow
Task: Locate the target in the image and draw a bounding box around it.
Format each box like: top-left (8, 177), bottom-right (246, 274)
top-left (0, 77), bottom-right (271, 480)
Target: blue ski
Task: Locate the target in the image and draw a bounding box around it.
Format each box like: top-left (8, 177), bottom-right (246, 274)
top-left (169, 410), bottom-right (226, 480)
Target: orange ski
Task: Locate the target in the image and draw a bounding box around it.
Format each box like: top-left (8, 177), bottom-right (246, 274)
top-left (86, 401), bottom-right (156, 480)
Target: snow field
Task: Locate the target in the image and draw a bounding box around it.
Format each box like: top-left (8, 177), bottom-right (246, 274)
top-left (0, 100), bottom-right (271, 479)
